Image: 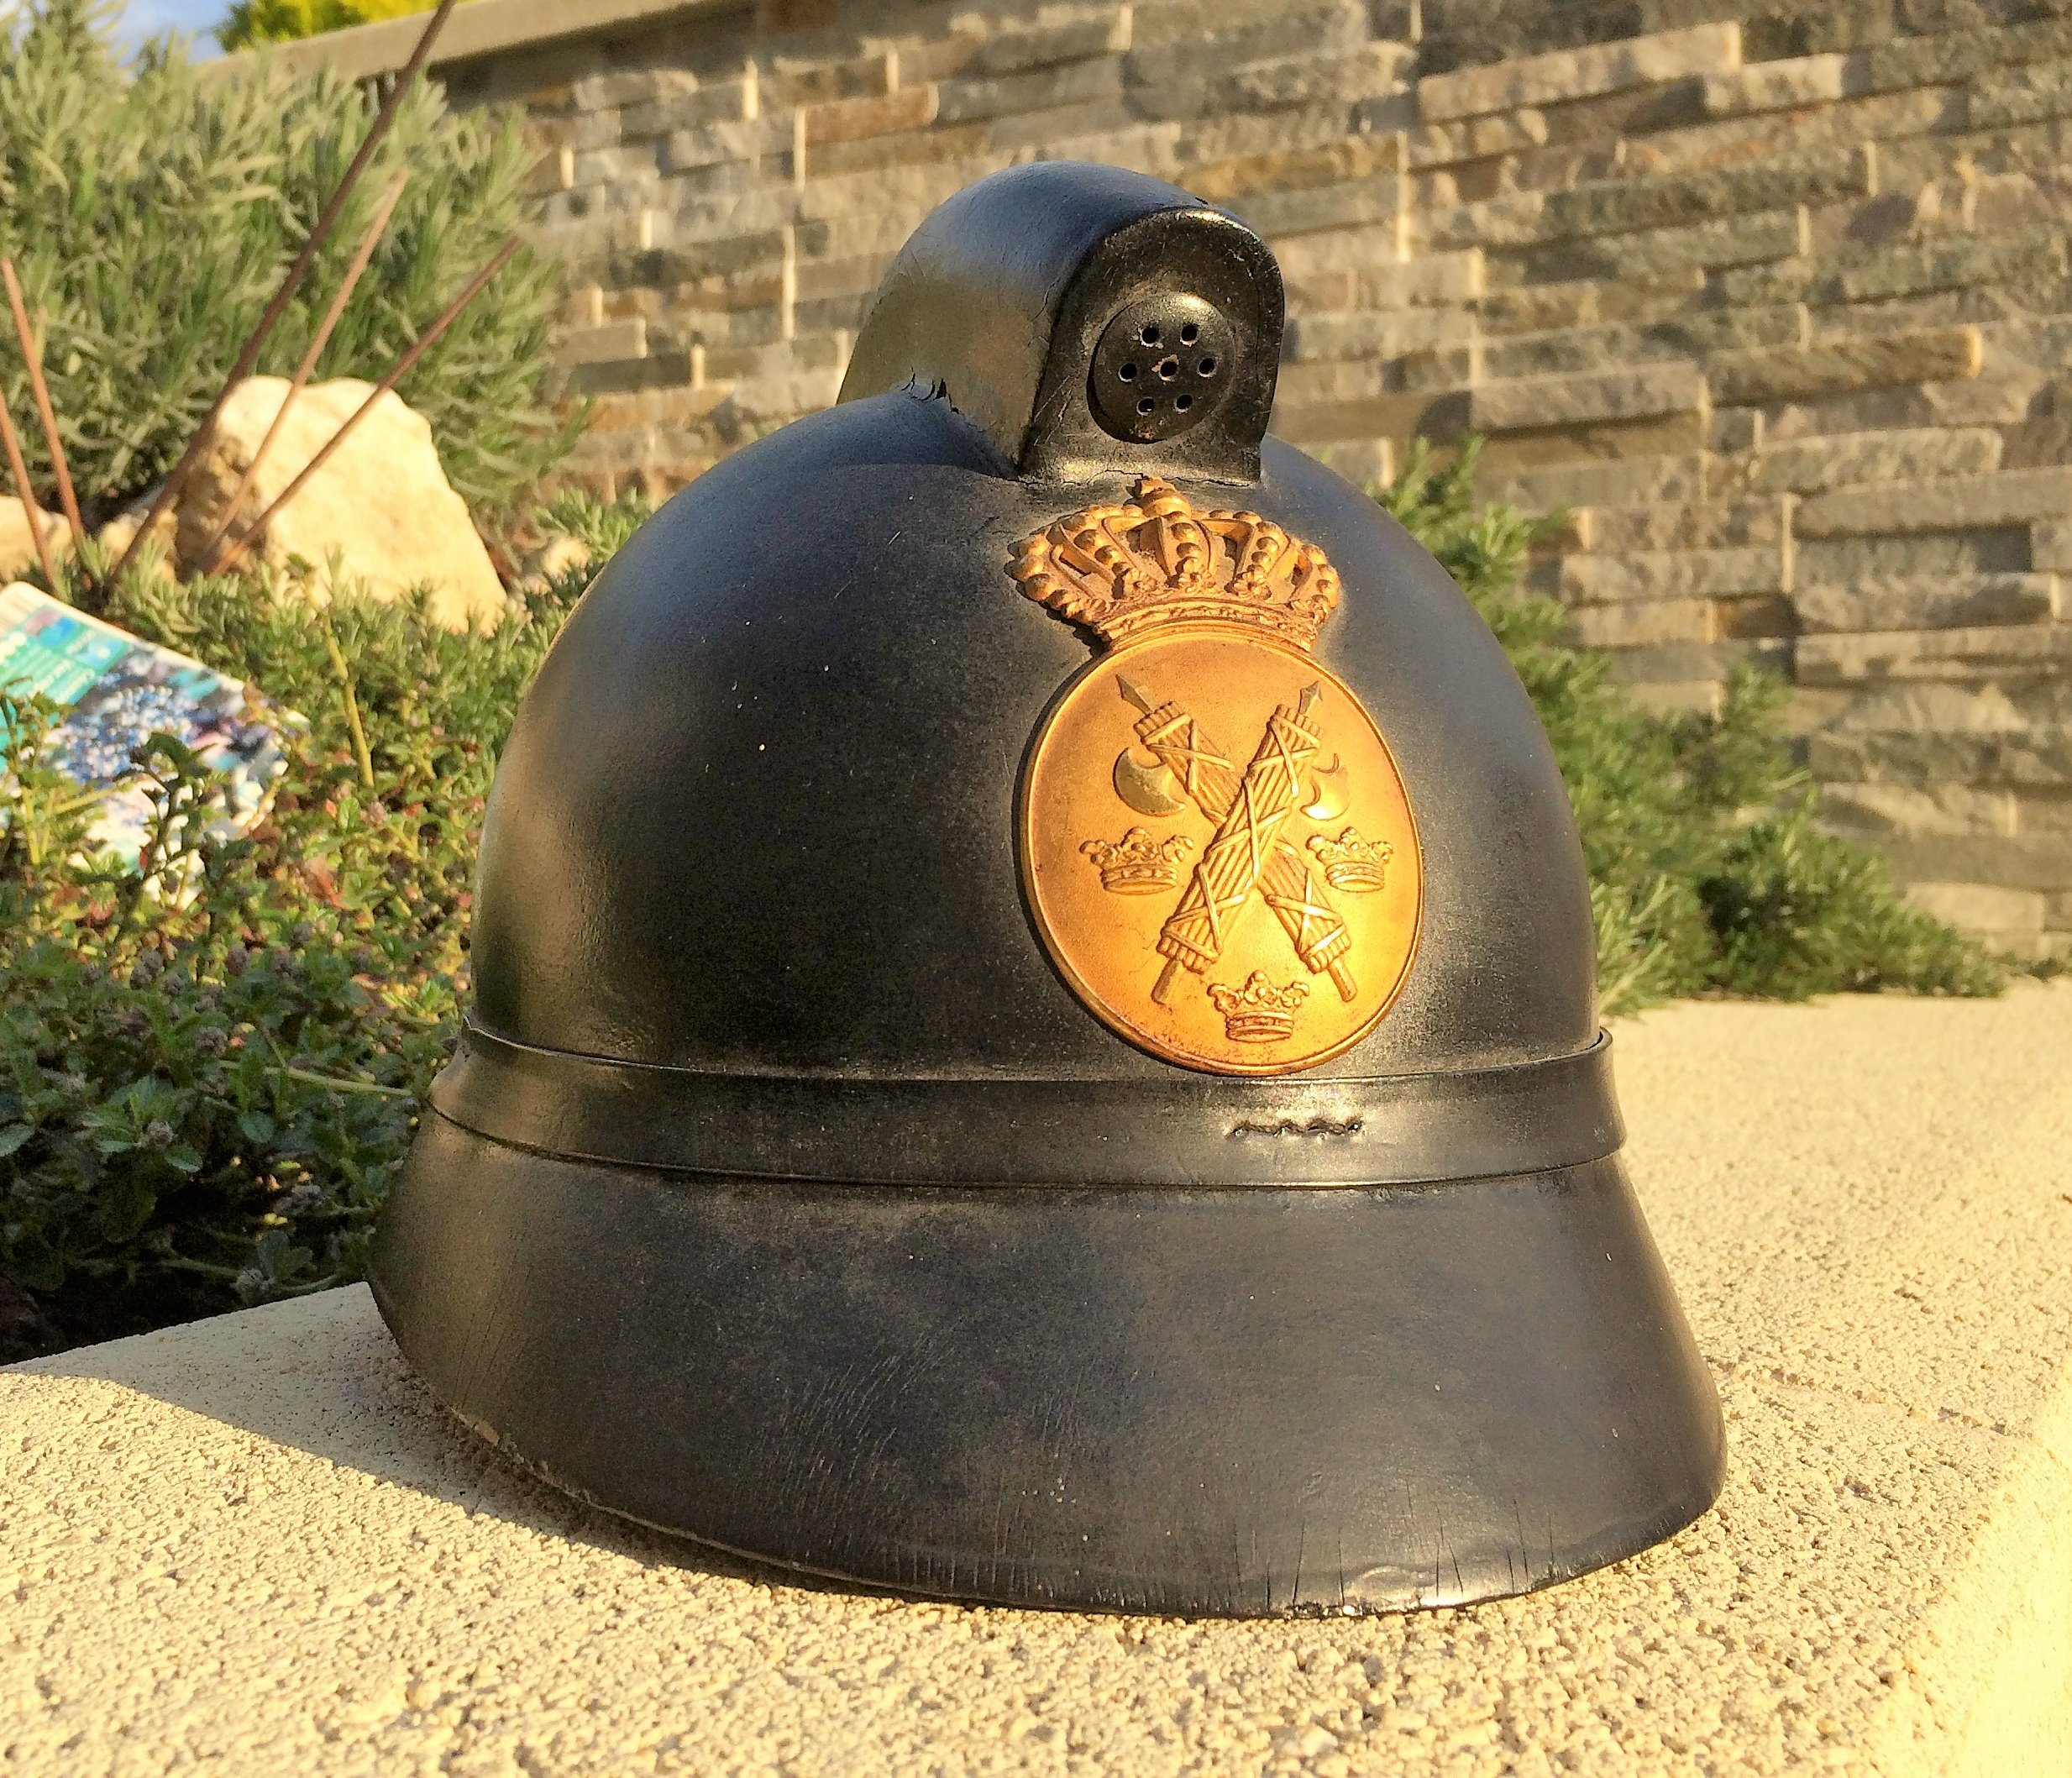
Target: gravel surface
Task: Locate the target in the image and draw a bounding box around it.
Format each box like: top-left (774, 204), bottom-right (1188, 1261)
top-left (4, 984), bottom-right (2070, 1775)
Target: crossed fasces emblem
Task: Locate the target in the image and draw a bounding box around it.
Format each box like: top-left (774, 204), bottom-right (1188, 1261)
top-left (1104, 674), bottom-right (1361, 1010)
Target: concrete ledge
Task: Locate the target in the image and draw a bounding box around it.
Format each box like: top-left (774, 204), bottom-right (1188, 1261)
top-left (5, 986), bottom-right (2072, 1773)
top-left (220, 0), bottom-right (730, 86)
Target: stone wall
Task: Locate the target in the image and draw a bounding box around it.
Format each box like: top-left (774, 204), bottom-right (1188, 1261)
top-left (265, 0), bottom-right (2072, 956)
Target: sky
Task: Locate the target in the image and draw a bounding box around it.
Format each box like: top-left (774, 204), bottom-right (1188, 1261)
top-left (115, 0), bottom-right (228, 53)
top-left (5, 0), bottom-right (431, 51)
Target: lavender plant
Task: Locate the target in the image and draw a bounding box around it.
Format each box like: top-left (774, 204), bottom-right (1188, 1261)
top-left (0, 0), bottom-right (571, 521)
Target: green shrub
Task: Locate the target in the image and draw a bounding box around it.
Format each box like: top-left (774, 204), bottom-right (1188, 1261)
top-left (219, 1), bottom-right (438, 50)
top-left (0, 0), bottom-right (570, 520)
top-left (0, 496), bottom-right (637, 1353)
top-left (1378, 441), bottom-right (2004, 1010)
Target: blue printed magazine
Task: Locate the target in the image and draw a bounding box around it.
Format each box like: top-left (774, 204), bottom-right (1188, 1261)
top-left (0, 581), bottom-right (296, 867)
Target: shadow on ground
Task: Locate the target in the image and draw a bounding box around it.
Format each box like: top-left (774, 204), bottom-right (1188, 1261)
top-left (13, 1280), bottom-right (897, 1607)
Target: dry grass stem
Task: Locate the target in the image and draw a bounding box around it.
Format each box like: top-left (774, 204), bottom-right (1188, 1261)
top-left (107, 0), bottom-right (462, 592)
top-left (212, 236), bottom-right (522, 577)
top-left (2, 257), bottom-right (85, 554)
top-left (0, 384), bottom-right (60, 591)
top-left (198, 170), bottom-right (412, 569)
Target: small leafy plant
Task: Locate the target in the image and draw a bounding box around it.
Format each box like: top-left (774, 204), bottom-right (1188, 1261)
top-left (1, 497), bottom-right (637, 1354)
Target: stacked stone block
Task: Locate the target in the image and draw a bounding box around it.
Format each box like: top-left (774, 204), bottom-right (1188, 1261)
top-left (394, 0), bottom-right (2072, 955)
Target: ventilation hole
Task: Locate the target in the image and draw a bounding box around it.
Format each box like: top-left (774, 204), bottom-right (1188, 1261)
top-left (1090, 296), bottom-right (1234, 441)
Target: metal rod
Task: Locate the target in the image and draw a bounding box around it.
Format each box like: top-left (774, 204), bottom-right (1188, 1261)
top-left (107, 0), bottom-right (460, 591)
top-left (212, 236), bottom-right (522, 577)
top-left (0, 391), bottom-right (61, 593)
top-left (1, 259), bottom-right (85, 554)
top-left (197, 170), bottom-right (412, 570)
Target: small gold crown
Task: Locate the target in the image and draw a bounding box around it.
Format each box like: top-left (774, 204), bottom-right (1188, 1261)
top-left (1208, 972), bottom-right (1309, 1043)
top-left (1308, 826), bottom-right (1393, 893)
top-left (1082, 826), bottom-right (1193, 894)
top-left (1012, 476), bottom-right (1341, 650)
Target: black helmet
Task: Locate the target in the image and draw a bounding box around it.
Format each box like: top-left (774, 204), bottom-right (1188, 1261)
top-left (371, 161), bottom-right (1722, 1617)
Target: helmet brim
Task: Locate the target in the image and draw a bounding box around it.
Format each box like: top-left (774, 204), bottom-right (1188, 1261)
top-left (370, 1113), bottom-right (1723, 1618)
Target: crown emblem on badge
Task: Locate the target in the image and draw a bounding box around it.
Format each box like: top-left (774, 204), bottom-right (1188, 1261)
top-left (1307, 826), bottom-right (1393, 893)
top-left (1012, 476), bottom-right (1342, 650)
top-left (1082, 826), bottom-right (1194, 894)
top-left (1208, 972), bottom-right (1310, 1044)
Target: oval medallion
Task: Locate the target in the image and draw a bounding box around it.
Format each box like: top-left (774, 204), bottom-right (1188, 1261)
top-left (1012, 480), bottom-right (1422, 1076)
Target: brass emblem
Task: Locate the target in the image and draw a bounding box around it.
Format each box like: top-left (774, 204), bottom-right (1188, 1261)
top-left (1014, 477), bottom-right (1423, 1076)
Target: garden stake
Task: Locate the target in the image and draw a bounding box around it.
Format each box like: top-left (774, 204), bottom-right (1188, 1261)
top-left (0, 386), bottom-right (61, 592)
top-left (212, 236), bottom-right (523, 577)
top-left (1, 259), bottom-right (85, 557)
top-left (108, 0), bottom-right (462, 592)
top-left (197, 170), bottom-right (412, 571)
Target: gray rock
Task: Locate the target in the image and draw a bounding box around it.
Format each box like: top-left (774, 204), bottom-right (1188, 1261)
top-left (1793, 574), bottom-right (2059, 634)
top-left (1416, 21), bottom-right (1742, 122)
top-left (1795, 466), bottom-right (2072, 537)
top-left (1470, 364), bottom-right (1705, 431)
top-left (1749, 427), bottom-right (2002, 495)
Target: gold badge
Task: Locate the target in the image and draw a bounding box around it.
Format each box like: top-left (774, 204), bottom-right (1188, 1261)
top-left (1014, 477), bottom-right (1423, 1076)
